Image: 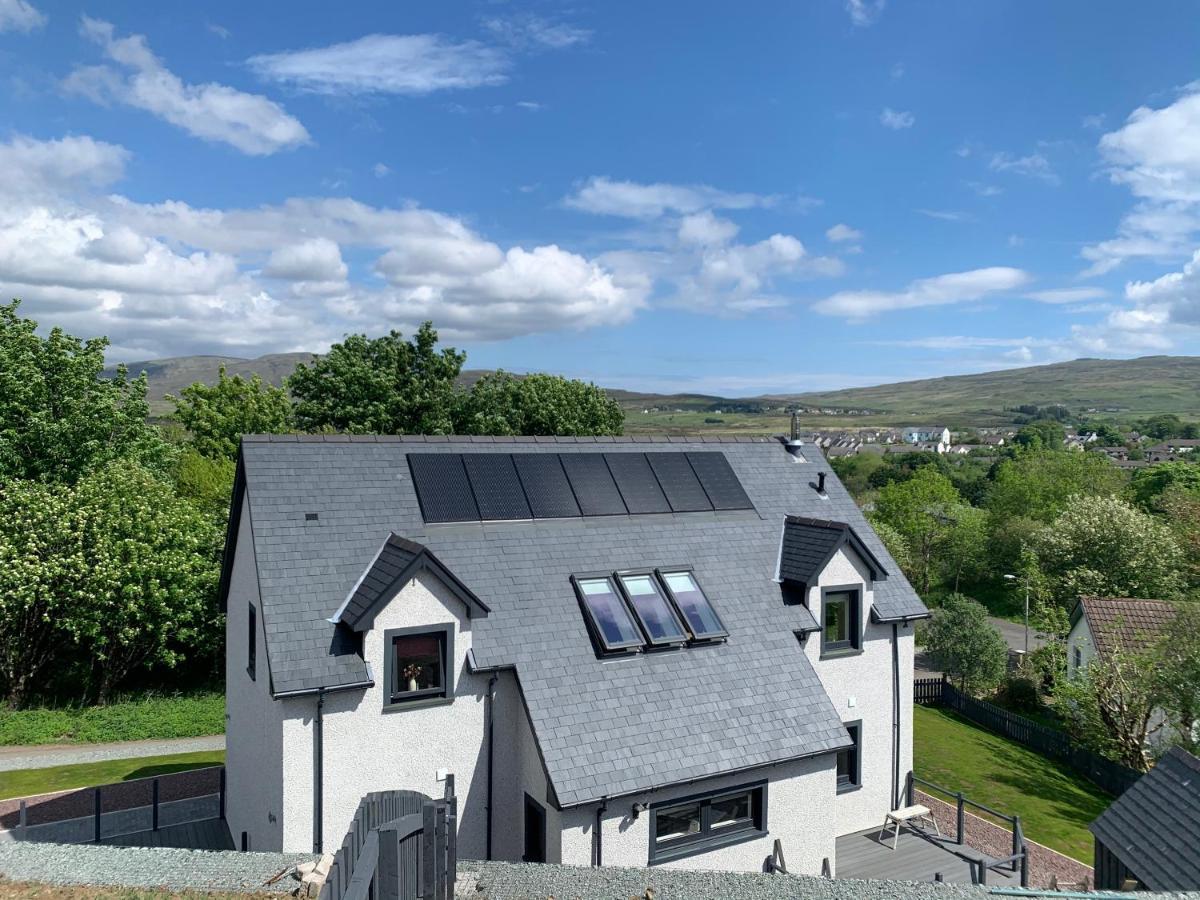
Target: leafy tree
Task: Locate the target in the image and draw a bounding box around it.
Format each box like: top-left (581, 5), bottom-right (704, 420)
top-left (986, 449), bottom-right (1125, 526)
top-left (1141, 414), bottom-right (1184, 440)
top-left (919, 594), bottom-right (1008, 695)
top-left (870, 519), bottom-right (914, 584)
top-left (288, 323), bottom-right (465, 434)
top-left (829, 453), bottom-right (886, 498)
top-left (938, 504), bottom-right (989, 592)
top-left (0, 300), bottom-right (173, 483)
top-left (1091, 423), bottom-right (1125, 446)
top-left (454, 371), bottom-right (623, 436)
top-left (175, 450), bottom-right (237, 519)
top-left (872, 467), bottom-right (964, 593)
top-left (1012, 420), bottom-right (1066, 451)
top-left (1128, 460), bottom-right (1200, 510)
top-left (1155, 485), bottom-right (1200, 588)
top-left (1155, 603), bottom-right (1200, 754)
top-left (1030, 496), bottom-right (1186, 602)
top-left (169, 366), bottom-right (293, 460)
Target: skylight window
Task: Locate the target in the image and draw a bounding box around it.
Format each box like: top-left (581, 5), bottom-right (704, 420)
top-left (660, 570), bottom-right (728, 640)
top-left (574, 577), bottom-right (643, 652)
top-left (617, 574), bottom-right (688, 645)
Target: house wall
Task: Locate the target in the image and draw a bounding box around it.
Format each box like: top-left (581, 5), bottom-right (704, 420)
top-left (224, 494), bottom-right (286, 852)
top-left (557, 754), bottom-right (837, 874)
top-left (278, 570), bottom-right (498, 856)
top-left (803, 547), bottom-right (912, 851)
top-left (1067, 616), bottom-right (1097, 677)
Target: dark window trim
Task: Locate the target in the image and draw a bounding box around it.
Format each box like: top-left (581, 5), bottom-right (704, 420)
top-left (615, 568), bottom-right (689, 648)
top-left (247, 603), bottom-right (257, 681)
top-left (383, 623), bottom-right (454, 712)
top-left (820, 584), bottom-right (863, 659)
top-left (648, 780), bottom-right (768, 865)
top-left (654, 566), bottom-right (729, 641)
top-left (571, 573), bottom-right (644, 655)
top-left (837, 719), bottom-right (863, 794)
top-left (1073, 645), bottom-right (1083, 670)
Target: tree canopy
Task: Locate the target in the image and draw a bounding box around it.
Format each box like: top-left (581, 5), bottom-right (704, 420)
top-left (169, 366), bottom-right (293, 460)
top-left (454, 371), bottom-right (623, 436)
top-left (919, 594), bottom-right (1008, 694)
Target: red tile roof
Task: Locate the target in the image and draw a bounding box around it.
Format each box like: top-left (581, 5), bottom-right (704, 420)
top-left (1078, 596), bottom-right (1177, 658)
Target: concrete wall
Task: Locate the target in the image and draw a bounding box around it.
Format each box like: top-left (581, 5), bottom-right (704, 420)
top-left (279, 570), bottom-right (498, 857)
top-left (224, 494), bottom-right (286, 852)
top-left (557, 755), bottom-right (836, 875)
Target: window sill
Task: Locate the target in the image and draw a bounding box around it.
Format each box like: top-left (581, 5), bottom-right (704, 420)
top-left (383, 695), bottom-right (452, 713)
top-left (820, 647), bottom-right (863, 661)
top-left (836, 783), bottom-right (862, 795)
top-left (650, 826), bottom-right (767, 866)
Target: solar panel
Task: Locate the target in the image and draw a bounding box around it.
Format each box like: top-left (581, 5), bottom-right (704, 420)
top-left (462, 453), bottom-right (532, 521)
top-left (513, 454), bottom-right (581, 519)
top-left (560, 453), bottom-right (628, 516)
top-left (407, 454), bottom-right (479, 523)
top-left (646, 452), bottom-right (713, 513)
top-left (604, 453), bottom-right (671, 514)
top-left (686, 451), bottom-right (754, 510)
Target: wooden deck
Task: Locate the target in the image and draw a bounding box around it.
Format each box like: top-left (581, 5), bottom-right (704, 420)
top-left (102, 817), bottom-right (234, 851)
top-left (836, 824), bottom-right (1018, 886)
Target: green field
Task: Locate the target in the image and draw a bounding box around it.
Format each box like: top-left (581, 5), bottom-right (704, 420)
top-left (913, 705), bottom-right (1110, 862)
top-left (0, 693), bottom-right (225, 747)
top-left (0, 750), bottom-right (225, 800)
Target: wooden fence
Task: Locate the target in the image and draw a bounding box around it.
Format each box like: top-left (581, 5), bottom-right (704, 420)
top-left (319, 777), bottom-right (456, 900)
top-left (914, 676), bottom-right (1141, 797)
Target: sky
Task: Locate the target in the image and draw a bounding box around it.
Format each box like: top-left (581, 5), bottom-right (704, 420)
top-left (2, 0), bottom-right (1200, 395)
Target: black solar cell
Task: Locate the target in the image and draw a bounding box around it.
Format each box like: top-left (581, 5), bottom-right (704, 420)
top-left (687, 451), bottom-right (755, 510)
top-left (604, 453), bottom-right (671, 514)
top-left (513, 453), bottom-right (582, 518)
top-left (407, 454), bottom-right (479, 522)
top-left (560, 453), bottom-right (628, 516)
top-left (646, 452), bottom-right (713, 512)
top-left (462, 453), bottom-right (533, 520)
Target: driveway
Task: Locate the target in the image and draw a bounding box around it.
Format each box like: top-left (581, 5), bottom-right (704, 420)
top-left (0, 735), bottom-right (224, 772)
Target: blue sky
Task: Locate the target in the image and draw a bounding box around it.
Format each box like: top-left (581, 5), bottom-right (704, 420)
top-left (2, 0), bottom-right (1200, 395)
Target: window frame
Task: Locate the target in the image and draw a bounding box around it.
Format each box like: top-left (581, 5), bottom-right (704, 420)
top-left (615, 569), bottom-right (689, 648)
top-left (1073, 645), bottom-right (1083, 671)
top-left (383, 623), bottom-right (454, 712)
top-left (247, 603), bottom-right (257, 681)
top-left (571, 573), bottom-right (645, 655)
top-left (820, 584), bottom-right (863, 658)
top-left (648, 781), bottom-right (768, 865)
top-left (655, 567), bottom-right (729, 641)
top-left (836, 719), bottom-right (863, 794)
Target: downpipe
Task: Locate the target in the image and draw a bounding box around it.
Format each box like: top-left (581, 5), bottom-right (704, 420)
top-left (485, 672), bottom-right (497, 860)
top-left (594, 797), bottom-right (608, 866)
top-left (314, 688), bottom-right (325, 854)
top-left (891, 623), bottom-right (901, 809)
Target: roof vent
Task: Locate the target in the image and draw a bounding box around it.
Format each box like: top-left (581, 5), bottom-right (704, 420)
top-left (814, 471), bottom-right (827, 495)
top-left (305, 512), bottom-right (319, 521)
top-left (785, 412), bottom-right (808, 461)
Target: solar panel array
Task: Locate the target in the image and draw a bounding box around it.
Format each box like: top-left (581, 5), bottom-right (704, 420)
top-left (408, 451), bottom-right (754, 523)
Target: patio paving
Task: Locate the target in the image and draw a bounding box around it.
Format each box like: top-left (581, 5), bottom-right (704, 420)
top-left (836, 824), bottom-right (1019, 886)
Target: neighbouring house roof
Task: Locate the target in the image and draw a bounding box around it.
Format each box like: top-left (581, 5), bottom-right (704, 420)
top-left (1070, 596), bottom-right (1177, 659)
top-left (779, 516), bottom-right (888, 589)
top-left (1089, 747), bottom-right (1200, 891)
top-left (225, 435), bottom-right (927, 808)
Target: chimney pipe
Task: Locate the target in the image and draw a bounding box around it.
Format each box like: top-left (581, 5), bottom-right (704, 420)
top-left (790, 411), bottom-right (802, 443)
top-left (817, 471), bottom-right (827, 494)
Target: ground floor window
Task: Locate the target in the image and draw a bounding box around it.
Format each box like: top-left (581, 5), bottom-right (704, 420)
top-left (649, 782), bottom-right (766, 864)
top-left (836, 720), bottom-right (862, 792)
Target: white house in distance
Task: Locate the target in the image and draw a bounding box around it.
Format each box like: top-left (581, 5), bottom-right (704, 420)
top-left (902, 426), bottom-right (951, 447)
top-left (221, 435), bottom-right (927, 874)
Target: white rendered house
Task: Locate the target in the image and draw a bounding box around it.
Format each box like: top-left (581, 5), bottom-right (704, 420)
top-left (221, 435), bottom-right (927, 873)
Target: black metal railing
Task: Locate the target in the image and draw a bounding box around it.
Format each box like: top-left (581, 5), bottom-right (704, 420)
top-left (320, 777), bottom-right (457, 900)
top-left (914, 674), bottom-right (1141, 797)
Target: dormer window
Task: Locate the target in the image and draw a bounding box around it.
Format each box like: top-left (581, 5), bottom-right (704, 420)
top-left (821, 588), bottom-right (861, 656)
top-left (384, 624), bottom-right (453, 710)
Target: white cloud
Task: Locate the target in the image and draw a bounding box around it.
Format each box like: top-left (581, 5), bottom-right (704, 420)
top-left (515, 100), bottom-right (542, 112)
top-left (989, 151), bottom-right (1058, 184)
top-left (248, 34), bottom-right (510, 96)
top-left (481, 14), bottom-right (591, 49)
top-left (564, 176), bottom-right (775, 219)
top-left (263, 238), bottom-right (347, 283)
top-left (890, 62), bottom-right (905, 80)
top-left (870, 335), bottom-right (1055, 351)
top-left (678, 212), bottom-right (740, 247)
top-left (966, 181), bottom-right (1003, 197)
top-left (0, 0), bottom-right (43, 32)
top-left (0, 134), bottom-right (128, 200)
top-left (1081, 113), bottom-right (1105, 130)
top-left (825, 223), bottom-right (863, 243)
top-left (845, 0), bottom-right (885, 26)
top-left (880, 108), bottom-right (914, 130)
top-left (1024, 287), bottom-right (1109, 304)
top-left (66, 18), bottom-right (309, 156)
top-left (813, 267), bottom-right (1031, 318)
top-left (916, 208), bottom-right (973, 222)
top-left (373, 162), bottom-right (391, 178)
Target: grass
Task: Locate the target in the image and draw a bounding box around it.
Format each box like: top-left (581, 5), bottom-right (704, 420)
top-left (913, 705), bottom-right (1111, 863)
top-left (0, 750), bottom-right (225, 801)
top-left (0, 881), bottom-right (255, 899)
top-left (0, 694), bottom-right (224, 747)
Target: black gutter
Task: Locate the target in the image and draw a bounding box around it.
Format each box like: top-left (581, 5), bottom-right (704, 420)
top-left (891, 623), bottom-right (901, 808)
top-left (594, 797), bottom-right (608, 866)
top-left (485, 671), bottom-right (498, 860)
top-left (314, 688), bottom-right (325, 854)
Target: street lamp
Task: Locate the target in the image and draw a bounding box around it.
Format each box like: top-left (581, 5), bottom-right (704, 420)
top-left (1003, 574), bottom-right (1030, 655)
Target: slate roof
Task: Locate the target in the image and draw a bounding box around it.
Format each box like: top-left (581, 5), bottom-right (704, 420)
top-left (1090, 747), bottom-right (1200, 891)
top-left (779, 517), bottom-right (887, 590)
top-left (230, 435), bottom-right (928, 807)
top-left (1073, 596), bottom-right (1177, 658)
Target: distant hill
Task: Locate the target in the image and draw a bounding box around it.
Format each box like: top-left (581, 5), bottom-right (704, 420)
top-left (113, 352), bottom-right (1200, 425)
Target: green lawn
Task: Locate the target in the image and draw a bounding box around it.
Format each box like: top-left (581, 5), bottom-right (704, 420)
top-left (0, 750), bottom-right (225, 800)
top-left (913, 705), bottom-right (1110, 862)
top-left (0, 693), bottom-right (224, 746)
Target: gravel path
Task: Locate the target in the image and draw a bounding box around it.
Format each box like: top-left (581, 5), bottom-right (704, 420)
top-left (0, 736), bottom-right (224, 772)
top-left (0, 840), bottom-right (314, 893)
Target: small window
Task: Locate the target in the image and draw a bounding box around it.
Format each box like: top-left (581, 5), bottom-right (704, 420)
top-left (575, 577), bottom-right (644, 652)
top-left (659, 571), bottom-right (728, 640)
top-left (617, 574), bottom-right (687, 645)
top-left (836, 721), bottom-right (862, 792)
top-left (386, 626), bottom-right (452, 708)
top-left (1073, 645), bottom-right (1083, 671)
top-left (650, 783), bottom-right (766, 864)
top-left (247, 603), bottom-right (257, 680)
top-left (821, 588), bottom-right (861, 655)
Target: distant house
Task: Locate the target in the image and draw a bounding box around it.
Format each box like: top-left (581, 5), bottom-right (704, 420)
top-left (981, 435), bottom-right (1006, 447)
top-left (1090, 747), bottom-right (1200, 891)
top-left (902, 427), bottom-right (951, 446)
top-left (221, 435), bottom-right (928, 872)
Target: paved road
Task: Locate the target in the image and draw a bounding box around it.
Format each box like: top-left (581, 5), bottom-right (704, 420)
top-left (0, 735), bottom-right (224, 772)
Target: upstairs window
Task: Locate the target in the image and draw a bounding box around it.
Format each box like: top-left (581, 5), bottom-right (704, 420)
top-left (659, 571), bottom-right (728, 640)
top-left (385, 625), bottom-right (453, 709)
top-left (617, 574), bottom-right (688, 646)
top-left (822, 588), bottom-right (861, 656)
top-left (575, 577), bottom-right (644, 652)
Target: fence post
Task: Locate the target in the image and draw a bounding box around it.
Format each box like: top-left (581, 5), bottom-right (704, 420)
top-left (905, 771), bottom-right (914, 807)
top-left (422, 801), bottom-right (436, 900)
top-left (18, 800), bottom-right (26, 839)
top-left (955, 793), bottom-right (965, 846)
top-left (1011, 815), bottom-right (1022, 873)
top-left (445, 776), bottom-right (457, 900)
top-left (94, 787), bottom-right (102, 843)
top-left (378, 826), bottom-right (399, 900)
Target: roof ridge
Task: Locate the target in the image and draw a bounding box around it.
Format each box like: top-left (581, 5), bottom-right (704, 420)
top-left (241, 433), bottom-right (782, 444)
